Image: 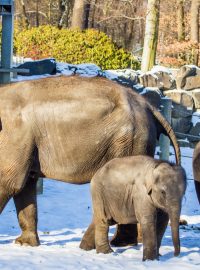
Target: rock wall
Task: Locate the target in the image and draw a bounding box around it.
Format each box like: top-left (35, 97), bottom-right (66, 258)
top-left (113, 65), bottom-right (200, 147)
top-left (15, 60), bottom-right (200, 147)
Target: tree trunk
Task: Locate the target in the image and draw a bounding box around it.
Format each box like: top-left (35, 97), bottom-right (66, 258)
top-left (141, 0), bottom-right (160, 72)
top-left (57, 0), bottom-right (71, 28)
top-left (191, 0), bottom-right (200, 65)
top-left (177, 0), bottom-right (185, 41)
top-left (35, 0), bottom-right (39, 27)
top-left (20, 0), bottom-right (30, 29)
top-left (71, 0), bottom-right (88, 29)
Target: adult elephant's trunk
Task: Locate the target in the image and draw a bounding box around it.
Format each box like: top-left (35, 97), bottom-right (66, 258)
top-left (193, 141), bottom-right (200, 204)
top-left (168, 205), bottom-right (181, 256)
top-left (148, 104), bottom-right (181, 165)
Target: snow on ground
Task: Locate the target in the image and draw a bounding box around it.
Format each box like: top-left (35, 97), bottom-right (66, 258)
top-left (2, 64), bottom-right (199, 269)
top-left (0, 147), bottom-right (199, 270)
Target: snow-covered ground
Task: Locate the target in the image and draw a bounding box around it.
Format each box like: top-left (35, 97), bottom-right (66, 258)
top-left (0, 147), bottom-right (199, 270)
top-left (0, 64), bottom-right (199, 269)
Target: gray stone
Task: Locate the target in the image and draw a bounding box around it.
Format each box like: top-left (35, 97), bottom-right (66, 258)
top-left (190, 90), bottom-right (200, 109)
top-left (16, 58), bottom-right (57, 76)
top-left (139, 71), bottom-right (175, 90)
top-left (172, 103), bottom-right (193, 118)
top-left (164, 90), bottom-right (194, 109)
top-left (176, 65), bottom-right (196, 89)
top-left (184, 76), bottom-right (200, 90)
top-left (171, 116), bottom-right (192, 134)
top-left (139, 73), bottom-right (159, 88)
top-left (188, 122), bottom-right (200, 142)
top-left (142, 88), bottom-right (162, 108)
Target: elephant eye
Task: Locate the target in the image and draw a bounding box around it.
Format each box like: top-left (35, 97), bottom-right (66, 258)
top-left (161, 190), bottom-right (166, 195)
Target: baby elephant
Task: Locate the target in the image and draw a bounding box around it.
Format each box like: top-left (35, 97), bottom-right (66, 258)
top-left (89, 155), bottom-right (186, 261)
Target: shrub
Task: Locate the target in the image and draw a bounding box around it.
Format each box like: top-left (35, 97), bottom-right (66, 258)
top-left (14, 25), bottom-right (140, 70)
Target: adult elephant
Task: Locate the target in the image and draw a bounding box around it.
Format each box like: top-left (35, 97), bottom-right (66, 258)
top-left (0, 75), bottom-right (180, 247)
top-left (192, 142), bottom-right (200, 204)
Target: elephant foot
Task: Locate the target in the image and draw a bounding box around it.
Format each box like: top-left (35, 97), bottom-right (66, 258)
top-left (15, 232), bottom-right (40, 247)
top-left (142, 248), bottom-right (158, 261)
top-left (79, 239), bottom-right (95, 251)
top-left (96, 245), bottom-right (113, 254)
top-left (110, 224), bottom-right (138, 247)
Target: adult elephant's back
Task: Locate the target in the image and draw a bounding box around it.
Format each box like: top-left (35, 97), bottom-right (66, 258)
top-left (0, 75), bottom-right (180, 184)
top-left (193, 142), bottom-right (200, 204)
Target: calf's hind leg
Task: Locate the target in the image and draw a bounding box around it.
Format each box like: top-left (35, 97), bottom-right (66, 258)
top-left (14, 174), bottom-right (40, 247)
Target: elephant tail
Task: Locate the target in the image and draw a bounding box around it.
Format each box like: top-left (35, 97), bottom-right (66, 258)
top-left (148, 103), bottom-right (181, 165)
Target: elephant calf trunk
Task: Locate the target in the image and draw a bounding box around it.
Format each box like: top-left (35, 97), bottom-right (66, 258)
top-left (169, 208), bottom-right (181, 257)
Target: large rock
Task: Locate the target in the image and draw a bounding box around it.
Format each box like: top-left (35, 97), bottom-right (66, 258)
top-left (171, 116), bottom-right (192, 135)
top-left (184, 76), bottom-right (200, 90)
top-left (188, 122), bottom-right (200, 142)
top-left (190, 90), bottom-right (200, 109)
top-left (164, 90), bottom-right (194, 109)
top-left (16, 58), bottom-right (57, 76)
top-left (172, 103), bottom-right (193, 118)
top-left (141, 88), bottom-right (162, 108)
top-left (176, 65), bottom-right (200, 90)
top-left (139, 71), bottom-right (175, 90)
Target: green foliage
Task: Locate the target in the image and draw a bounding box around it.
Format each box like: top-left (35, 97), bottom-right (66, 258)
top-left (14, 25), bottom-right (140, 70)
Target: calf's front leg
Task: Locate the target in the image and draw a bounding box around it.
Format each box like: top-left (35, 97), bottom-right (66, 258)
top-left (95, 221), bottom-right (113, 254)
top-left (141, 219), bottom-right (158, 261)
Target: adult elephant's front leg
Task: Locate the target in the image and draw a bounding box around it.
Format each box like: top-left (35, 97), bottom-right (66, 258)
top-left (14, 174), bottom-right (40, 247)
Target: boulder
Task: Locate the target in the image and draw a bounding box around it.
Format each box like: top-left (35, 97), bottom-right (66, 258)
top-left (164, 90), bottom-right (194, 109)
top-left (184, 76), bottom-right (200, 91)
top-left (142, 88), bottom-right (162, 108)
top-left (139, 73), bottom-right (159, 88)
top-left (16, 58), bottom-right (57, 76)
top-left (171, 103), bottom-right (193, 118)
top-left (176, 65), bottom-right (200, 90)
top-left (139, 71), bottom-right (175, 90)
top-left (188, 122), bottom-right (200, 142)
top-left (171, 116), bottom-right (192, 134)
top-left (190, 90), bottom-right (200, 109)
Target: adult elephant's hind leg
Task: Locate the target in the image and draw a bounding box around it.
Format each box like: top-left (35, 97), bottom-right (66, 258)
top-left (14, 174), bottom-right (40, 247)
top-left (80, 220), bottom-right (95, 250)
top-left (110, 224), bottom-right (138, 247)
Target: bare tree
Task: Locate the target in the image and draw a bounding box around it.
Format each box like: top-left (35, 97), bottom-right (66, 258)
top-left (190, 0), bottom-right (200, 65)
top-left (177, 0), bottom-right (185, 41)
top-left (191, 0), bottom-right (200, 42)
top-left (57, 0), bottom-right (72, 28)
top-left (141, 0), bottom-right (160, 72)
top-left (19, 0), bottom-right (30, 29)
top-left (71, 0), bottom-right (88, 29)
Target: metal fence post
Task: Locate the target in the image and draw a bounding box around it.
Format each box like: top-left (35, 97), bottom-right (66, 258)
top-left (0, 0), bottom-right (14, 84)
top-left (36, 178), bottom-right (44, 195)
top-left (159, 97), bottom-right (172, 161)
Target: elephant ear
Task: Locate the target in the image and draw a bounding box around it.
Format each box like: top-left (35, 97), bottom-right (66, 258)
top-left (146, 163), bottom-right (161, 195)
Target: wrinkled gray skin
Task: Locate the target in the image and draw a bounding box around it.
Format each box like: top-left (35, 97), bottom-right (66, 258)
top-left (89, 156), bottom-right (186, 261)
top-left (0, 76), bottom-right (180, 248)
top-left (192, 142), bottom-right (200, 204)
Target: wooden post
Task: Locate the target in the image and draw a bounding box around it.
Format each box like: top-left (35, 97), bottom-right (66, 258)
top-left (159, 97), bottom-right (172, 161)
